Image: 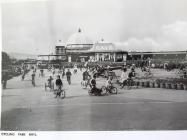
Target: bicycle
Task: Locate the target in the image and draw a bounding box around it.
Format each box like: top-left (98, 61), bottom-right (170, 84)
top-left (120, 78), bottom-right (135, 90)
top-left (54, 88), bottom-right (66, 99)
top-left (45, 81), bottom-right (54, 91)
top-left (88, 85), bottom-right (107, 96)
top-left (81, 78), bottom-right (91, 89)
top-left (102, 84), bottom-right (118, 95)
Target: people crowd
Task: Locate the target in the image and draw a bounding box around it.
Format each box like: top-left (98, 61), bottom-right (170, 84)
top-left (2, 61), bottom-right (186, 99)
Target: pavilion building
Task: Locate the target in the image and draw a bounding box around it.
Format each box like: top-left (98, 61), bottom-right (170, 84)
top-left (65, 28), bottom-right (93, 62)
top-left (38, 28), bottom-right (187, 64)
top-left (53, 28), bottom-right (127, 63)
top-left (88, 39), bottom-right (127, 62)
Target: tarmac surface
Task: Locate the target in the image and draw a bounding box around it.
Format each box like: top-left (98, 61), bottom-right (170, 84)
top-left (1, 69), bottom-right (187, 131)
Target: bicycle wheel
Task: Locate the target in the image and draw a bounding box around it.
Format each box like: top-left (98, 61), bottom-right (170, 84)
top-left (111, 87), bottom-right (118, 94)
top-left (60, 90), bottom-right (66, 99)
top-left (126, 81), bottom-right (131, 90)
top-left (101, 86), bottom-right (107, 95)
top-left (88, 89), bottom-right (93, 96)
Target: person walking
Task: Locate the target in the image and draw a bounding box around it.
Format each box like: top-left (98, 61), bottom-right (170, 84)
top-left (62, 67), bottom-right (65, 78)
top-left (55, 75), bottom-right (63, 98)
top-left (82, 69), bottom-right (89, 81)
top-left (2, 71), bottom-right (10, 89)
top-left (21, 70), bottom-right (26, 81)
top-left (31, 71), bottom-right (36, 87)
top-left (66, 69), bottom-right (72, 85)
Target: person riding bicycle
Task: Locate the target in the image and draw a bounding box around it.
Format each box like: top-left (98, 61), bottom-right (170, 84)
top-left (47, 76), bottom-right (53, 88)
top-left (55, 75), bottom-right (63, 98)
top-left (127, 68), bottom-right (136, 86)
top-left (66, 69), bottom-right (72, 84)
top-left (129, 68), bottom-right (136, 78)
top-left (105, 76), bottom-right (113, 89)
top-left (90, 75), bottom-right (101, 96)
top-left (120, 68), bottom-right (128, 88)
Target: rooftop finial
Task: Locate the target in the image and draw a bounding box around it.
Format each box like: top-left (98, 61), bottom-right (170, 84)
top-left (78, 28), bottom-right (81, 33)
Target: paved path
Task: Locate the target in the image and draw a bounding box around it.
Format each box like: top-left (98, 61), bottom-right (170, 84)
top-left (1, 69), bottom-right (187, 130)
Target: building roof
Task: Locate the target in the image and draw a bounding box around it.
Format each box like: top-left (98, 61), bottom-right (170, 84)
top-left (66, 28), bottom-right (93, 50)
top-left (89, 40), bottom-right (124, 53)
top-left (128, 51), bottom-right (187, 55)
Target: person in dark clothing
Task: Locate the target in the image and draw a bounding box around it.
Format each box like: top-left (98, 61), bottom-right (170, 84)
top-left (127, 69), bottom-right (136, 87)
top-left (66, 69), bottom-right (72, 85)
top-left (55, 75), bottom-right (63, 98)
top-left (62, 67), bottom-right (65, 78)
top-left (31, 72), bottom-right (36, 87)
top-left (2, 72), bottom-right (10, 89)
top-left (82, 69), bottom-right (89, 81)
top-left (55, 75), bottom-right (63, 88)
top-left (128, 69), bottom-right (135, 79)
top-left (90, 75), bottom-right (101, 96)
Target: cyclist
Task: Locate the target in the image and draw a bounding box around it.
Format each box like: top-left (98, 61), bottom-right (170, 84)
top-left (120, 68), bottom-right (128, 88)
top-left (105, 76), bottom-right (113, 89)
top-left (47, 76), bottom-right (53, 88)
top-left (55, 75), bottom-right (63, 98)
top-left (90, 75), bottom-right (101, 96)
top-left (127, 68), bottom-right (136, 87)
top-left (66, 69), bottom-right (72, 85)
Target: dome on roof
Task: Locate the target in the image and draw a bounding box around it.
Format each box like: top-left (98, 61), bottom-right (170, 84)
top-left (66, 28), bottom-right (93, 50)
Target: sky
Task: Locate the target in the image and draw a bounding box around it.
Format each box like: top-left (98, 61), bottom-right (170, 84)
top-left (1, 0), bottom-right (187, 55)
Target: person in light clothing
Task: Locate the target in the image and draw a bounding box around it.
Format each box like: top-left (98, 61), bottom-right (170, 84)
top-left (120, 68), bottom-right (128, 88)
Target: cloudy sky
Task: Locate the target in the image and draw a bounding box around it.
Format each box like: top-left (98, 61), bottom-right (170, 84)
top-left (2, 0), bottom-right (187, 54)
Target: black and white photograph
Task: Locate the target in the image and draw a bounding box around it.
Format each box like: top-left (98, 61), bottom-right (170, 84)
top-left (1, 0), bottom-right (187, 134)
